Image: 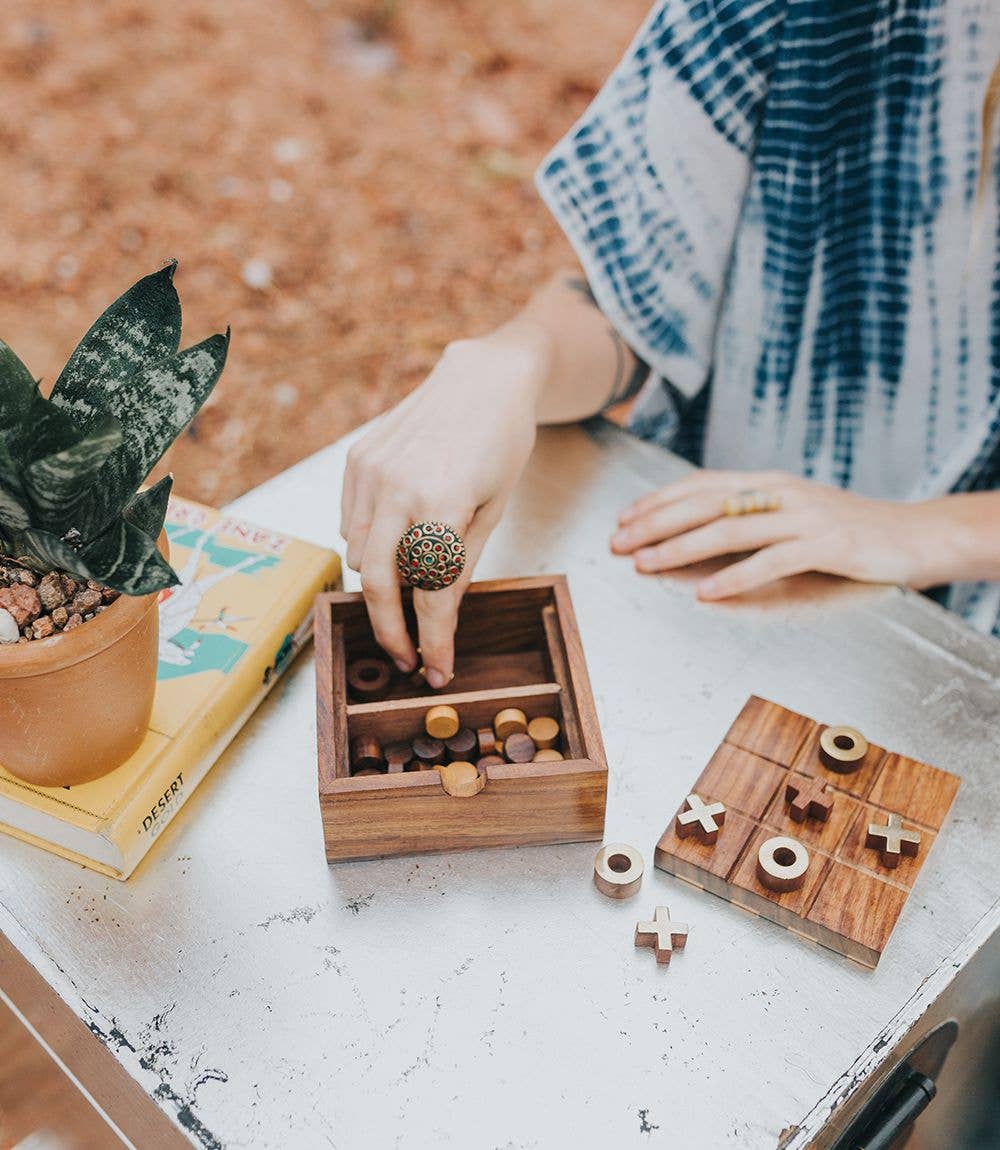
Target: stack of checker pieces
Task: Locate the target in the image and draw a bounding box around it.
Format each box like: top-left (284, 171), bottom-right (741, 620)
top-left (654, 696), bottom-right (961, 967)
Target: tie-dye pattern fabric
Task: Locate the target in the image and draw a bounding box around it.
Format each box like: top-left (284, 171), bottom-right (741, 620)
top-left (536, 0), bottom-right (1000, 638)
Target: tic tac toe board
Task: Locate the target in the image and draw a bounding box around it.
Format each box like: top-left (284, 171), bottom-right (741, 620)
top-left (654, 696), bottom-right (962, 967)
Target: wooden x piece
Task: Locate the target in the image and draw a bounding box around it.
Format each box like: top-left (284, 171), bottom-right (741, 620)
top-left (675, 793), bottom-right (726, 844)
top-left (634, 906), bottom-right (689, 965)
top-left (865, 813), bottom-right (921, 868)
top-left (784, 775), bottom-right (834, 823)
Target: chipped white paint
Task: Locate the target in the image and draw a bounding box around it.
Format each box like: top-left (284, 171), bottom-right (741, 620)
top-left (0, 422), bottom-right (997, 1150)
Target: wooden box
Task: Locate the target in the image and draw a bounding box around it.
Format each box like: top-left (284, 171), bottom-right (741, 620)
top-left (315, 576), bottom-right (608, 862)
top-left (654, 697), bottom-right (961, 967)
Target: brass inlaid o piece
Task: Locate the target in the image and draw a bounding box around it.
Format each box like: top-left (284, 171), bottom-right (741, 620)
top-left (819, 725), bottom-right (868, 773)
top-left (756, 835), bottom-right (810, 893)
top-left (593, 843), bottom-right (644, 900)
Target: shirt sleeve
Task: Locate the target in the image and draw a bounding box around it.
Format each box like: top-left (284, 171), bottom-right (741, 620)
top-left (536, 0), bottom-right (787, 400)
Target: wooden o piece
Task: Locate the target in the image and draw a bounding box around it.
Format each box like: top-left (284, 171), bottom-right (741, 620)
top-left (349, 735), bottom-right (384, 775)
top-left (385, 741), bottom-right (413, 774)
top-left (411, 735), bottom-right (445, 767)
top-left (818, 725), bottom-right (869, 773)
top-left (346, 657), bottom-right (393, 702)
top-left (494, 708), bottom-right (528, 740)
top-left (444, 727), bottom-right (478, 763)
top-left (438, 761), bottom-right (486, 797)
top-left (352, 767), bottom-right (383, 776)
top-left (476, 727), bottom-right (498, 757)
top-left (476, 754), bottom-right (505, 769)
top-left (504, 732), bottom-right (536, 763)
top-left (756, 835), bottom-right (810, 893)
top-left (425, 705), bottom-right (460, 740)
top-left (527, 716), bottom-right (560, 750)
top-left (533, 749), bottom-right (564, 762)
top-left (593, 843), bottom-right (644, 899)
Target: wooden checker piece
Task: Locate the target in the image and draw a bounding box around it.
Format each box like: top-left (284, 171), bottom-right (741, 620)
top-left (654, 696), bottom-right (960, 967)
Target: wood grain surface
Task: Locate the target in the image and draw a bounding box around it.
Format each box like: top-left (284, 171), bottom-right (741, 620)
top-left (654, 697), bottom-right (962, 967)
top-left (315, 576), bottom-right (608, 862)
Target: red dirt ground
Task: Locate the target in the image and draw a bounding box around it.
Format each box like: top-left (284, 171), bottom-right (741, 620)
top-left (1, 0), bottom-right (648, 507)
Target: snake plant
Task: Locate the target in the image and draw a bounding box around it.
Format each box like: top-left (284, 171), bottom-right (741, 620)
top-left (0, 262), bottom-right (228, 595)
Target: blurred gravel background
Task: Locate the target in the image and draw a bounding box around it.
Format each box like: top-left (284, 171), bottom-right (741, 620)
top-left (1, 0), bottom-right (648, 507)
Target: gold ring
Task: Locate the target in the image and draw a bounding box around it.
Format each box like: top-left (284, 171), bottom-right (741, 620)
top-left (722, 489), bottom-right (782, 516)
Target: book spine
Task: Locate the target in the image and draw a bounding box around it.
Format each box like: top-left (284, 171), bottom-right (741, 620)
top-left (105, 555), bottom-right (338, 877)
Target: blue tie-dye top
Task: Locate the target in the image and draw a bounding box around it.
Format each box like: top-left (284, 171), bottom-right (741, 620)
top-left (536, 0), bottom-right (1000, 638)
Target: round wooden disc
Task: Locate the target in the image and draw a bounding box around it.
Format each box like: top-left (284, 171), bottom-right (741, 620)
top-left (425, 705), bottom-right (460, 740)
top-left (593, 843), bottom-right (644, 899)
top-left (532, 749), bottom-right (564, 762)
top-left (527, 716), bottom-right (560, 750)
top-left (504, 732), bottom-right (537, 763)
top-left (438, 761), bottom-right (486, 797)
top-left (444, 727), bottom-right (478, 762)
top-left (494, 708), bottom-right (528, 740)
top-left (412, 735), bottom-right (445, 765)
top-left (818, 725), bottom-right (868, 773)
top-left (476, 727), bottom-right (498, 756)
top-left (346, 657), bottom-right (393, 702)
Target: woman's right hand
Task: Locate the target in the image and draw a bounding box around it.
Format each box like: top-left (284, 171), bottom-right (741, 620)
top-left (339, 329), bottom-right (548, 686)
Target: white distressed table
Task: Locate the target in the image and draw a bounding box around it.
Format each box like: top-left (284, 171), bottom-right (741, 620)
top-left (1, 421), bottom-right (998, 1149)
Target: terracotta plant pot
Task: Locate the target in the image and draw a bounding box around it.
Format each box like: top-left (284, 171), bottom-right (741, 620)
top-left (0, 534), bottom-right (168, 787)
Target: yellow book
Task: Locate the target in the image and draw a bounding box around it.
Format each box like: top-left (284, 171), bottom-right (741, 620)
top-left (0, 495), bottom-right (341, 878)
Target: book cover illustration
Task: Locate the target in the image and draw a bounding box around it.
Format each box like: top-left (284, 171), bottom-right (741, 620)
top-left (0, 496), bottom-right (339, 872)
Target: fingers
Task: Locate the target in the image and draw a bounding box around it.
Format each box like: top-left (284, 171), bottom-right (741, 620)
top-left (342, 443), bottom-right (378, 573)
top-left (632, 513), bottom-right (799, 573)
top-left (697, 541), bottom-right (814, 600)
top-left (413, 503), bottom-right (495, 687)
top-left (618, 469), bottom-right (792, 526)
top-left (359, 509), bottom-right (417, 672)
top-left (611, 490), bottom-right (729, 554)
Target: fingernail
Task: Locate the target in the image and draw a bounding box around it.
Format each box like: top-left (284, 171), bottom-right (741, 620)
top-left (635, 549), bottom-right (654, 569)
top-left (698, 578), bottom-right (719, 599)
top-left (611, 531), bottom-right (629, 550)
top-left (426, 668), bottom-right (448, 689)
top-left (394, 657), bottom-right (416, 673)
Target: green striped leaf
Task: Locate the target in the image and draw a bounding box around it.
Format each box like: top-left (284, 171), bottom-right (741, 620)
top-left (79, 518), bottom-right (178, 595)
top-left (122, 474), bottom-right (173, 540)
top-left (50, 262), bottom-right (182, 429)
top-left (69, 331), bottom-right (229, 537)
top-left (0, 340), bottom-right (37, 435)
top-left (24, 416), bottom-right (123, 530)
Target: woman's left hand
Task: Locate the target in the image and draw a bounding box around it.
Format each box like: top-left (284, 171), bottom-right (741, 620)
top-left (611, 470), bottom-right (952, 599)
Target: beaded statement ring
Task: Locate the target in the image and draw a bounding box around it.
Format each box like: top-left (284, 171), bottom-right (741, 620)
top-left (395, 522), bottom-right (467, 591)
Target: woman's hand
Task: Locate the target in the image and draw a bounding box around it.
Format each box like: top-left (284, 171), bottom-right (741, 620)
top-left (611, 470), bottom-right (966, 599)
top-left (340, 330), bottom-right (547, 686)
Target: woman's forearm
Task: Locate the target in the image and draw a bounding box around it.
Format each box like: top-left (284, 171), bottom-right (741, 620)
top-left (477, 269), bottom-right (643, 425)
top-left (918, 492), bottom-right (1000, 585)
